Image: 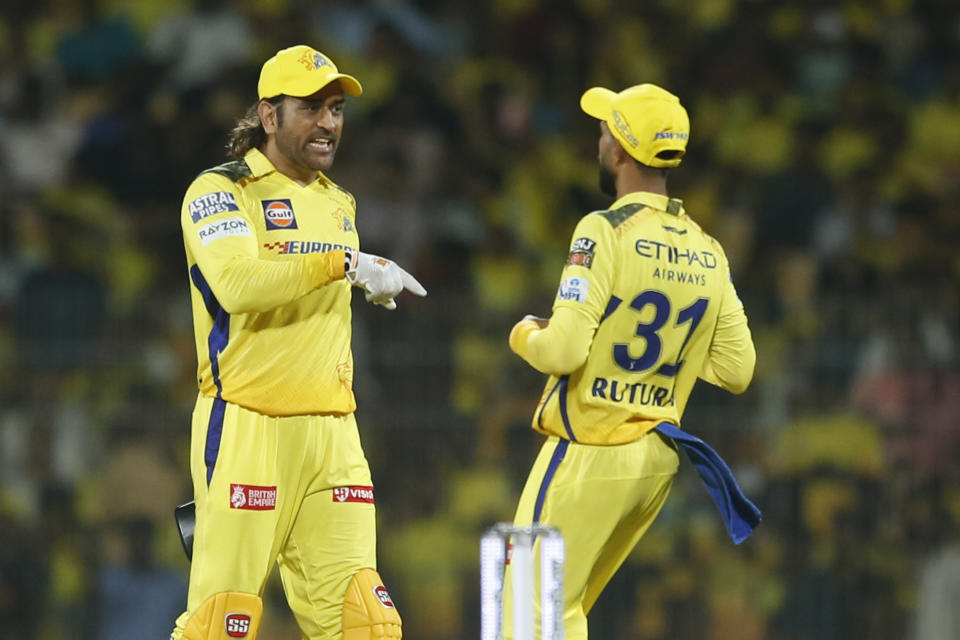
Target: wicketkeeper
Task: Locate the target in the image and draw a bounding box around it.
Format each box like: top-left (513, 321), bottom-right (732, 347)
top-left (169, 45), bottom-right (423, 640)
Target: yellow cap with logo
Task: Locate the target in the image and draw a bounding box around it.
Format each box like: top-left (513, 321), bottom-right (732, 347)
top-left (580, 84), bottom-right (689, 168)
top-left (258, 45), bottom-right (363, 100)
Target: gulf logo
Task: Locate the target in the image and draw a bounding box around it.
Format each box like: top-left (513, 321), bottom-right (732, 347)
top-left (261, 199), bottom-right (298, 230)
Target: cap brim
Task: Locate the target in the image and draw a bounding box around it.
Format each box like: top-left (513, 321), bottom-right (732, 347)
top-left (580, 87), bottom-right (617, 120)
top-left (284, 73), bottom-right (363, 98)
top-left (329, 74), bottom-right (363, 97)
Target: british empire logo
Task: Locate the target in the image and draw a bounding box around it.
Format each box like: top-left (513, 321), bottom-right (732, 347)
top-left (230, 484), bottom-right (277, 510)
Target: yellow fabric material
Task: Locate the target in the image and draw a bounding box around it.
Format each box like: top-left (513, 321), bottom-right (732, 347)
top-left (342, 568), bottom-right (403, 639)
top-left (181, 148), bottom-right (358, 416)
top-left (580, 84), bottom-right (689, 167)
top-left (171, 396), bottom-right (376, 640)
top-left (508, 318), bottom-right (538, 356)
top-left (512, 191), bottom-right (755, 445)
top-left (503, 434), bottom-right (679, 640)
top-left (258, 45), bottom-right (362, 99)
top-left (180, 592), bottom-right (262, 640)
top-left (509, 307), bottom-right (594, 376)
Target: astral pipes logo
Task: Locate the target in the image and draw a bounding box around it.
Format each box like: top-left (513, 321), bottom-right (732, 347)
top-left (189, 191), bottom-right (238, 222)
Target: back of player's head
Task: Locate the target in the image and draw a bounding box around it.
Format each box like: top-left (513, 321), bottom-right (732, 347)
top-left (258, 45), bottom-right (362, 100)
top-left (581, 84), bottom-right (689, 168)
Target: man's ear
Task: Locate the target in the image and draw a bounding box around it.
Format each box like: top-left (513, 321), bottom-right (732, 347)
top-left (258, 100), bottom-right (279, 135)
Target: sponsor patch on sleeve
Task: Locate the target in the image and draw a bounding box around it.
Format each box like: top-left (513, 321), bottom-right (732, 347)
top-left (197, 217), bottom-right (252, 245)
top-left (332, 485), bottom-right (375, 503)
top-left (566, 237), bottom-right (596, 269)
top-left (557, 276), bottom-right (590, 303)
top-left (189, 191), bottom-right (239, 222)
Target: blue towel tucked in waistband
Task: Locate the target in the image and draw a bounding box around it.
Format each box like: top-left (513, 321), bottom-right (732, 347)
top-left (654, 422), bottom-right (762, 544)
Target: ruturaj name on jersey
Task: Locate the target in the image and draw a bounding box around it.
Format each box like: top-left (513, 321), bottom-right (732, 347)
top-left (591, 377), bottom-right (676, 407)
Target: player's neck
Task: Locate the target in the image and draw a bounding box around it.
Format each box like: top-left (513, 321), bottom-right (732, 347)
top-left (617, 170), bottom-right (667, 199)
top-left (260, 140), bottom-right (316, 187)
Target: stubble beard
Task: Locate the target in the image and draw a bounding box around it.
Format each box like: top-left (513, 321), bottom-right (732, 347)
top-left (598, 162), bottom-right (617, 197)
top-left (276, 126), bottom-right (335, 174)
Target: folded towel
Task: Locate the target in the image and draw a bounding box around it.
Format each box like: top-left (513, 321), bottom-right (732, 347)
top-left (654, 422), bottom-right (762, 544)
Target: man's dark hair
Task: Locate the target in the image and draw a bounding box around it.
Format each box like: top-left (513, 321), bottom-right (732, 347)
top-left (636, 148), bottom-right (682, 177)
top-left (226, 95), bottom-right (285, 159)
top-left (634, 158), bottom-right (671, 178)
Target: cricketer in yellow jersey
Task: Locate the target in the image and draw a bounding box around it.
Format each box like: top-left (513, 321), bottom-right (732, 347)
top-left (504, 84), bottom-right (761, 639)
top-left (170, 45), bottom-right (422, 640)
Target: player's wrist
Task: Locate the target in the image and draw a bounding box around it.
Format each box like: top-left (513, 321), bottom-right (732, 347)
top-left (344, 249), bottom-right (359, 283)
top-left (509, 318), bottom-right (539, 354)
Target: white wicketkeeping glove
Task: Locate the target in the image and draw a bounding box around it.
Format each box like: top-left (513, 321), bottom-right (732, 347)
top-left (345, 250), bottom-right (427, 310)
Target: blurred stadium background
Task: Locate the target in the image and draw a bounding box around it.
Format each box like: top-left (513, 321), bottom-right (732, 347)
top-left (1, 0), bottom-right (958, 638)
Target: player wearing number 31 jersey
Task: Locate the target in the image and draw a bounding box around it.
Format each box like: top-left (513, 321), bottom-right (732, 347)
top-left (506, 84), bottom-right (759, 639)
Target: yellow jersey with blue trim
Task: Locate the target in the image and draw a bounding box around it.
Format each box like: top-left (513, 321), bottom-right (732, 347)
top-left (509, 191), bottom-right (755, 445)
top-left (180, 148), bottom-right (359, 416)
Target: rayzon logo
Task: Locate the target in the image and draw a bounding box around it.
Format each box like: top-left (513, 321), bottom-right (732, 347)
top-left (197, 217), bottom-right (251, 246)
top-left (224, 613), bottom-right (251, 638)
top-left (332, 486), bottom-right (375, 503)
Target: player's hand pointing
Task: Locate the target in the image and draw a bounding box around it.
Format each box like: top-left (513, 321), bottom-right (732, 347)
top-left (346, 250), bottom-right (427, 310)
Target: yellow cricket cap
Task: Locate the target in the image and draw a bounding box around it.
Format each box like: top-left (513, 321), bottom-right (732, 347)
top-left (258, 45), bottom-right (362, 100)
top-left (580, 84), bottom-right (689, 168)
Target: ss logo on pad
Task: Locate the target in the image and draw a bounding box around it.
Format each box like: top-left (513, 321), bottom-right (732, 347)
top-left (225, 613), bottom-right (251, 637)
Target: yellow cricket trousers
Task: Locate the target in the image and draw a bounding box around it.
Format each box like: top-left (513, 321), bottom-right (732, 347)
top-left (172, 394), bottom-right (376, 639)
top-left (504, 432), bottom-right (679, 640)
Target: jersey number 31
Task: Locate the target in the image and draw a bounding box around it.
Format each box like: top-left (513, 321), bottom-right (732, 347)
top-left (613, 291), bottom-right (709, 376)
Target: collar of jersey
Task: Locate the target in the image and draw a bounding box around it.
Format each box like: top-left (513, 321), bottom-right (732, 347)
top-left (609, 191), bottom-right (685, 216)
top-left (244, 147), bottom-right (332, 187)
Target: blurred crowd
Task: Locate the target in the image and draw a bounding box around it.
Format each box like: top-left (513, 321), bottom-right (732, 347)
top-left (0, 0), bottom-right (958, 638)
